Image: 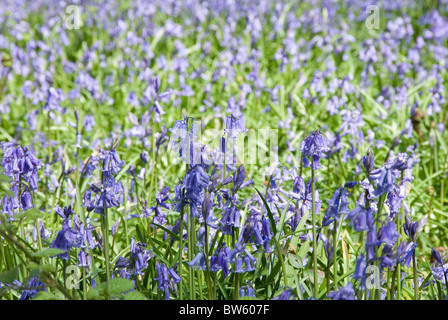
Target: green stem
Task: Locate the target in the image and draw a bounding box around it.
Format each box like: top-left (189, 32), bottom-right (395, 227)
top-left (233, 273), bottom-right (240, 300)
top-left (397, 264), bottom-right (402, 300)
top-left (273, 232), bottom-right (289, 288)
top-left (333, 219), bottom-right (338, 291)
top-left (102, 209), bottom-right (111, 284)
top-left (311, 168), bottom-right (318, 298)
top-left (178, 197), bottom-right (185, 300)
top-left (204, 221), bottom-right (213, 300)
top-left (187, 208), bottom-right (196, 300)
top-left (0, 68), bottom-right (11, 103)
top-left (390, 265), bottom-right (398, 300)
top-left (413, 251), bottom-right (419, 300)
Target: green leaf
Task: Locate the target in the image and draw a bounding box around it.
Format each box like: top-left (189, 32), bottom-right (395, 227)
top-left (0, 266), bottom-right (20, 284)
top-left (240, 296), bottom-right (260, 300)
top-left (0, 174), bottom-right (12, 182)
top-left (136, 224), bottom-right (146, 243)
top-left (297, 241), bottom-right (310, 261)
top-left (88, 278), bottom-right (135, 299)
top-left (32, 248), bottom-right (65, 258)
top-left (14, 208), bottom-right (44, 220)
top-left (107, 278), bottom-right (134, 295)
top-left (3, 188), bottom-right (15, 198)
top-left (123, 291), bottom-right (147, 300)
top-left (33, 291), bottom-right (62, 300)
top-left (152, 223), bottom-right (179, 241)
top-left (27, 262), bottom-right (55, 273)
top-left (287, 253), bottom-right (304, 269)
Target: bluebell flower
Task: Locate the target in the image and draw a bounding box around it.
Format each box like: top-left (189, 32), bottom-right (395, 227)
top-left (1, 142), bottom-right (42, 188)
top-left (300, 130), bottom-right (330, 170)
top-left (83, 180), bottom-right (124, 214)
top-left (20, 189), bottom-right (33, 211)
top-left (380, 244), bottom-right (398, 269)
top-left (225, 114), bottom-right (247, 139)
top-left (397, 242), bottom-right (417, 267)
top-left (99, 148), bottom-right (125, 182)
top-left (243, 251), bottom-right (257, 272)
top-left (78, 249), bottom-right (91, 268)
top-left (210, 243), bottom-right (232, 278)
top-left (182, 165), bottom-right (210, 218)
top-left (261, 217), bottom-right (273, 251)
top-left (220, 206), bottom-right (241, 235)
top-left (366, 226), bottom-right (379, 262)
top-left (188, 252), bottom-right (206, 270)
top-left (432, 248), bottom-right (444, 266)
top-left (240, 282), bottom-right (256, 298)
top-left (386, 187), bottom-right (404, 218)
top-left (169, 118), bottom-right (189, 161)
top-left (328, 283), bottom-right (356, 300)
top-left (54, 205), bottom-right (74, 220)
top-left (379, 221), bottom-right (400, 245)
top-left (232, 165), bottom-right (253, 193)
top-left (290, 178), bottom-right (322, 224)
top-left (352, 254), bottom-right (367, 290)
top-left (271, 288), bottom-right (296, 300)
top-left (233, 256), bottom-right (245, 273)
top-left (235, 221), bottom-right (255, 252)
top-left (146, 185), bottom-right (171, 226)
top-left (362, 150), bottom-right (375, 174)
top-left (431, 266), bottom-right (448, 285)
top-left (49, 230), bottom-right (72, 260)
top-left (155, 261), bottom-right (173, 300)
top-left (369, 154), bottom-right (408, 198)
top-left (19, 277), bottom-right (46, 300)
top-left (49, 206), bottom-right (96, 261)
top-left (130, 238), bottom-right (152, 275)
top-left (325, 187), bottom-right (342, 218)
top-left (370, 167), bottom-right (395, 198)
top-left (347, 206), bottom-right (374, 232)
top-left (403, 213), bottom-right (427, 242)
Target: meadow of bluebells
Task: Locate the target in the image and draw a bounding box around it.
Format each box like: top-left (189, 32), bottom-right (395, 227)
top-left (0, 0), bottom-right (447, 301)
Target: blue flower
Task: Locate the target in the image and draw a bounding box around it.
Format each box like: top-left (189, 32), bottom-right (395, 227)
top-left (188, 252), bottom-right (206, 270)
top-left (403, 213), bottom-right (427, 242)
top-left (347, 206), bottom-right (374, 232)
top-left (19, 277), bottom-right (46, 300)
top-left (432, 248), bottom-right (444, 266)
top-left (361, 150), bottom-right (375, 174)
top-left (352, 254), bottom-right (367, 290)
top-left (99, 148), bottom-right (125, 182)
top-left (240, 282), bottom-right (256, 298)
top-left (379, 221), bottom-right (400, 245)
top-left (271, 288), bottom-right (296, 300)
top-left (397, 242), bottom-right (417, 267)
top-left (130, 238), bottom-right (152, 275)
top-left (300, 130), bottom-right (330, 170)
top-left (328, 283), bottom-right (356, 300)
top-left (146, 185), bottom-right (171, 226)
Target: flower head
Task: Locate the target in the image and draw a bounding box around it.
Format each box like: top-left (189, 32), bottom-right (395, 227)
top-left (300, 130), bottom-right (330, 170)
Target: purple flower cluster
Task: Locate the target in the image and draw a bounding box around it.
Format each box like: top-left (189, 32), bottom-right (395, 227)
top-left (1, 142), bottom-right (42, 219)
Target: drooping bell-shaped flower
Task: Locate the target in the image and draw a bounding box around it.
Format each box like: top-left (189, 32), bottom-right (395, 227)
top-left (299, 130), bottom-right (330, 170)
top-left (328, 283), bottom-right (356, 300)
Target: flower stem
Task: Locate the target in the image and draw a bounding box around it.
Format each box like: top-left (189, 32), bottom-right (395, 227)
top-left (178, 196), bottom-right (185, 300)
top-left (333, 219), bottom-right (338, 291)
top-left (390, 265), bottom-right (397, 300)
top-left (204, 223), bottom-right (214, 300)
top-left (187, 209), bottom-right (196, 299)
top-left (102, 209), bottom-right (111, 284)
top-left (311, 168), bottom-right (318, 298)
top-left (413, 251), bottom-right (419, 300)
